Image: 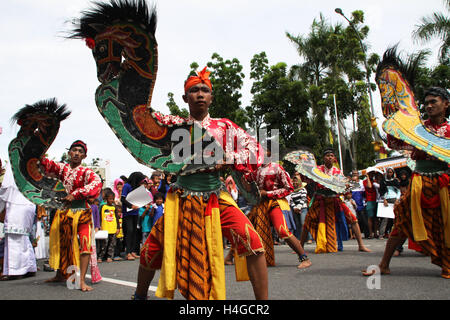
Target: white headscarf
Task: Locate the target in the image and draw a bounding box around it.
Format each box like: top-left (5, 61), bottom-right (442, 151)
top-left (384, 167), bottom-right (396, 182)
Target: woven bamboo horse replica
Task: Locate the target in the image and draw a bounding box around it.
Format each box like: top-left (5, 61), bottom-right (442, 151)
top-left (69, 0), bottom-right (223, 176)
top-left (376, 46), bottom-right (450, 164)
top-left (283, 149), bottom-right (349, 193)
top-left (8, 99), bottom-right (71, 208)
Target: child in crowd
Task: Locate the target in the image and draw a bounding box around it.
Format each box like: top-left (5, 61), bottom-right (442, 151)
top-left (139, 203), bottom-right (153, 246)
top-left (150, 192), bottom-right (165, 230)
top-left (343, 191), bottom-right (358, 239)
top-left (113, 205), bottom-right (124, 261)
top-left (91, 198), bottom-right (102, 256)
top-left (98, 190), bottom-right (120, 262)
top-left (113, 178), bottom-right (124, 206)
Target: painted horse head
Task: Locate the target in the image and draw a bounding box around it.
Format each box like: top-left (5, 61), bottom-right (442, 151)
top-left (9, 99), bottom-right (71, 208)
top-left (11, 98), bottom-right (70, 146)
top-left (69, 0), bottom-right (157, 85)
top-left (375, 46), bottom-right (423, 119)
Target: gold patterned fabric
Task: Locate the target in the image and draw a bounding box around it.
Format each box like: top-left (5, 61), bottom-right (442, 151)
top-left (247, 198), bottom-right (293, 266)
top-left (176, 194), bottom-right (212, 300)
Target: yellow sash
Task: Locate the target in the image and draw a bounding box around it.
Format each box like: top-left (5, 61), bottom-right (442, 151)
top-left (410, 175), bottom-right (428, 242)
top-left (204, 196), bottom-right (226, 300)
top-left (277, 198), bottom-right (291, 212)
top-left (155, 191), bottom-right (179, 299)
top-left (315, 223), bottom-right (328, 253)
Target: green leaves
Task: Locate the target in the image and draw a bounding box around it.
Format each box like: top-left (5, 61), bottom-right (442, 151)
top-left (413, 0), bottom-right (450, 64)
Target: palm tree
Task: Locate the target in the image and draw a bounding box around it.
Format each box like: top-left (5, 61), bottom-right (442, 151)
top-left (286, 14), bottom-right (337, 86)
top-left (412, 0), bottom-right (450, 64)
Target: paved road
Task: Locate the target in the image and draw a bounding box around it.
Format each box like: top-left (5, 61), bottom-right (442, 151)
top-left (0, 239), bottom-right (448, 301)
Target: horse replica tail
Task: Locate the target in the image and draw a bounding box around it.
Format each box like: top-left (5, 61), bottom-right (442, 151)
top-left (69, 0), bottom-right (221, 175)
top-left (375, 46), bottom-right (450, 163)
top-left (9, 98), bottom-right (71, 208)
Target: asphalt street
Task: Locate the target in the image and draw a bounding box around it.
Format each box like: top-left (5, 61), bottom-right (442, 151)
top-left (0, 239), bottom-right (448, 301)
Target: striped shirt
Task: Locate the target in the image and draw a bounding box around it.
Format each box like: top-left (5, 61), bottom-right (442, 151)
top-left (289, 187), bottom-right (308, 211)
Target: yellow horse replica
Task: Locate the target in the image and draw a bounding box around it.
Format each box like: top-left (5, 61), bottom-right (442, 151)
top-left (375, 46), bottom-right (450, 164)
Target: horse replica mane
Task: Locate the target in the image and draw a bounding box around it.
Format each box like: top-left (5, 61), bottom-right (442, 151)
top-left (70, 0), bottom-right (157, 40)
top-left (375, 46), bottom-right (450, 164)
top-left (9, 99), bottom-right (71, 208)
top-left (70, 0), bottom-right (222, 175)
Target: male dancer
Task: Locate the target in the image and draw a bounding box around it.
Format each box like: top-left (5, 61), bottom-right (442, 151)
top-left (301, 148), bottom-right (371, 253)
top-left (41, 140), bottom-right (102, 291)
top-left (247, 149), bottom-right (312, 269)
top-left (364, 87), bottom-right (450, 278)
top-left (134, 67), bottom-right (268, 300)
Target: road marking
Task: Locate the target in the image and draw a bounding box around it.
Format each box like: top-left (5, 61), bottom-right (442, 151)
top-left (86, 275), bottom-right (157, 292)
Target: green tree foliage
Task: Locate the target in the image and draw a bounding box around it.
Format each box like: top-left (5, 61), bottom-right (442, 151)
top-left (248, 56), bottom-right (310, 154)
top-left (60, 152), bottom-right (69, 163)
top-left (286, 12), bottom-right (378, 169)
top-left (413, 0), bottom-right (450, 64)
top-left (207, 53), bottom-right (247, 128)
top-left (166, 92), bottom-right (189, 118)
top-left (353, 98), bottom-right (376, 170)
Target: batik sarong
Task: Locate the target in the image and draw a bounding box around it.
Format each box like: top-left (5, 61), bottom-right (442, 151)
top-left (247, 198), bottom-right (293, 266)
top-left (303, 195), bottom-right (341, 253)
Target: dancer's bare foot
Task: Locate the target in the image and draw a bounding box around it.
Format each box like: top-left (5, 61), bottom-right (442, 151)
top-left (80, 281), bottom-right (93, 292)
top-left (362, 265), bottom-right (390, 276)
top-left (358, 246), bottom-right (372, 253)
top-left (297, 259), bottom-right (312, 270)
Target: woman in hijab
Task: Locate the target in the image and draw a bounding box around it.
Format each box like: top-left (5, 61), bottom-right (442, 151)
top-left (113, 178), bottom-right (124, 206)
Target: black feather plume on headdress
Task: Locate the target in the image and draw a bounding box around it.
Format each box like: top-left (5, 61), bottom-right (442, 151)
top-left (69, 0), bottom-right (157, 39)
top-left (11, 98), bottom-right (71, 125)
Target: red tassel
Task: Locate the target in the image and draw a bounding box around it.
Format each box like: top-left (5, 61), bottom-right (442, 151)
top-left (85, 38), bottom-right (95, 50)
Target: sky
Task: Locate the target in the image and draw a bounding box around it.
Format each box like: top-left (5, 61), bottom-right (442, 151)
top-left (0, 0), bottom-right (445, 187)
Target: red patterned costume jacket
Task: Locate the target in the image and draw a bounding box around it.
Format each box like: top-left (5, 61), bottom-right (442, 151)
top-left (251, 162), bottom-right (294, 199)
top-left (40, 158), bottom-right (102, 201)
